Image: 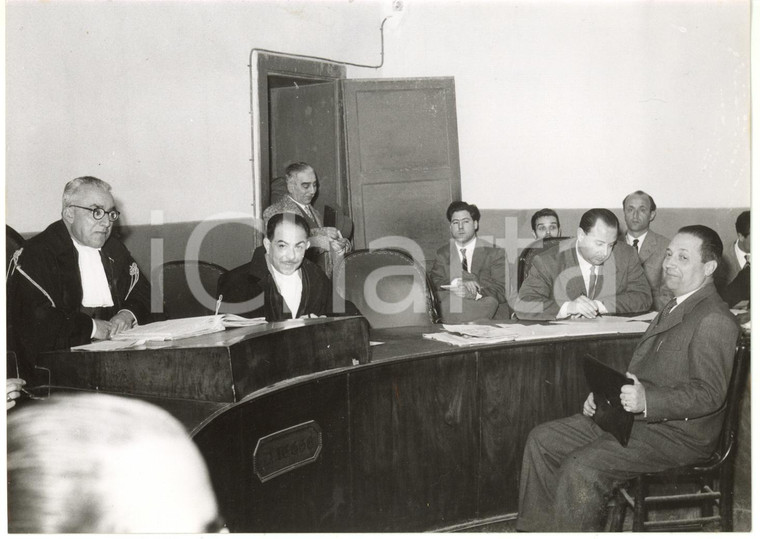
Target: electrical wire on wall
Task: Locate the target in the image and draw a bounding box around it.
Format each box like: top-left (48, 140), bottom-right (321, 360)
top-left (248, 16), bottom-right (394, 220)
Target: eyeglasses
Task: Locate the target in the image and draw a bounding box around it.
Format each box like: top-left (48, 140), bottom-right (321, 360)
top-left (69, 204), bottom-right (120, 222)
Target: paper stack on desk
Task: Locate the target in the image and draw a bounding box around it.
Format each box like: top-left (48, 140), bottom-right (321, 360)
top-left (423, 324), bottom-right (520, 346)
top-left (106, 314), bottom-right (266, 342)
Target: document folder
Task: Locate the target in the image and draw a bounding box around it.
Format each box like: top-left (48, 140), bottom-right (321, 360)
top-left (583, 354), bottom-right (634, 447)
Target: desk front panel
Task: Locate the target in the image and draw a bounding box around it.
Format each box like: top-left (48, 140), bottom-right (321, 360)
top-left (190, 332), bottom-right (640, 532)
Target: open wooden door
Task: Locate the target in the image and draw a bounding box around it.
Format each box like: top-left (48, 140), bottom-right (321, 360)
top-left (341, 77), bottom-right (461, 263)
top-left (269, 81), bottom-right (346, 216)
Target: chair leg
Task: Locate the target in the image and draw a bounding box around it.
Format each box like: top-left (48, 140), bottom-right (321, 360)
top-left (607, 490), bottom-right (627, 531)
top-left (632, 477), bottom-right (647, 532)
top-left (719, 467), bottom-right (735, 531)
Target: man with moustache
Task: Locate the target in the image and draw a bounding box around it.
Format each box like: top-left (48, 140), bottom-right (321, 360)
top-left (621, 190), bottom-right (671, 310)
top-left (514, 208), bottom-right (651, 320)
top-left (9, 177), bottom-right (151, 378)
top-left (516, 225), bottom-right (739, 531)
top-left (218, 213), bottom-right (354, 321)
top-left (429, 201), bottom-right (508, 323)
top-left (263, 162), bottom-right (351, 274)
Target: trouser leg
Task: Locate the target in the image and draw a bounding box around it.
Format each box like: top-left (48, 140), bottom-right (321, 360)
top-left (516, 413), bottom-right (603, 531)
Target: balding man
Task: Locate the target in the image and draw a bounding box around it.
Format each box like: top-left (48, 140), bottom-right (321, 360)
top-left (515, 208), bottom-right (651, 320)
top-left (621, 190), bottom-right (672, 310)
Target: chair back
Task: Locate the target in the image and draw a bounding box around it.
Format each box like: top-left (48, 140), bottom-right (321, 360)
top-left (517, 236), bottom-right (568, 290)
top-left (714, 334), bottom-right (751, 461)
top-left (334, 249), bottom-right (438, 329)
top-left (155, 260), bottom-right (227, 319)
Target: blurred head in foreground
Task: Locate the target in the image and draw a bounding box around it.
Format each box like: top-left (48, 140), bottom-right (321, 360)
top-left (7, 393), bottom-right (220, 533)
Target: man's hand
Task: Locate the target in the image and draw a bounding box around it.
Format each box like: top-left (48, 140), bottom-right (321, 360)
top-left (450, 279), bottom-right (481, 299)
top-left (320, 226), bottom-right (342, 241)
top-left (582, 392), bottom-right (596, 417)
top-left (620, 372), bottom-right (646, 413)
top-left (93, 319), bottom-right (113, 340)
top-left (6, 378), bottom-right (26, 410)
top-left (108, 311), bottom-right (136, 337)
top-left (329, 237), bottom-right (351, 255)
top-left (301, 313), bottom-right (327, 318)
top-left (566, 295), bottom-right (600, 318)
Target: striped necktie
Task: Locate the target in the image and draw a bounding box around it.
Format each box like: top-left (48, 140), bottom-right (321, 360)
top-left (460, 248), bottom-right (468, 273)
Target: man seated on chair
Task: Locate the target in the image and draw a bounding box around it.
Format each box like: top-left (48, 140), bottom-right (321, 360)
top-left (621, 190), bottom-right (672, 310)
top-left (516, 225), bottom-right (740, 532)
top-left (263, 162), bottom-right (352, 275)
top-left (531, 208), bottom-right (561, 240)
top-left (718, 210), bottom-right (750, 310)
top-left (514, 208), bottom-right (651, 320)
top-left (218, 213), bottom-right (357, 321)
top-left (8, 176), bottom-right (151, 378)
top-left (429, 201), bottom-right (508, 323)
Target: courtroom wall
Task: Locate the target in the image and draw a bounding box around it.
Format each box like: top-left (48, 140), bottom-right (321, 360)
top-left (6, 1), bottom-right (750, 239)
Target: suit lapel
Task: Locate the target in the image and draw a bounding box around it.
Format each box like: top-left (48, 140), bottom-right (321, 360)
top-left (559, 245), bottom-right (586, 300)
top-left (638, 234), bottom-right (655, 262)
top-left (470, 239), bottom-right (485, 275)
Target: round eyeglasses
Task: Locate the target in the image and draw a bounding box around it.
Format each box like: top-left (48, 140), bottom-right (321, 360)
top-left (69, 204), bottom-right (121, 222)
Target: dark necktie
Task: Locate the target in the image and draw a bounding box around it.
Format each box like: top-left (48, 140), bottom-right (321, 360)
top-left (588, 267), bottom-right (597, 298)
top-left (657, 297), bottom-right (677, 325)
top-left (632, 238), bottom-right (639, 251)
top-left (745, 254), bottom-right (750, 267)
top-left (460, 248), bottom-right (468, 273)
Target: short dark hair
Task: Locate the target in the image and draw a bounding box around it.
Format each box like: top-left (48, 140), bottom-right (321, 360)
top-left (284, 162), bottom-right (315, 181)
top-left (530, 208), bottom-right (560, 233)
top-left (266, 212), bottom-right (311, 240)
top-left (446, 201), bottom-right (480, 222)
top-left (678, 225), bottom-right (723, 263)
top-left (622, 190), bottom-right (656, 212)
top-left (735, 210), bottom-right (750, 236)
top-left (578, 208), bottom-right (619, 234)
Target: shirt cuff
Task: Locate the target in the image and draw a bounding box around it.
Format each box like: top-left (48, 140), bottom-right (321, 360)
top-left (557, 302), bottom-right (571, 319)
top-left (90, 319), bottom-right (98, 339)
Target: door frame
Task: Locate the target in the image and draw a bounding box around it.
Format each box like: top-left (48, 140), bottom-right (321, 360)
top-left (250, 52), bottom-right (345, 227)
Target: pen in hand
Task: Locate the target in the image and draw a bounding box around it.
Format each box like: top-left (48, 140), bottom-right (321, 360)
top-left (214, 294), bottom-right (223, 316)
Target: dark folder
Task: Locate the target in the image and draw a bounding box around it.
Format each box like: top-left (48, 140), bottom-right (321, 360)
top-left (583, 354), bottom-right (634, 447)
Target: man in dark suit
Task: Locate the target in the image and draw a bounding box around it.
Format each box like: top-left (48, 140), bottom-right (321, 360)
top-left (621, 190), bottom-right (672, 310)
top-left (516, 225), bottom-right (739, 532)
top-left (429, 201), bottom-right (508, 323)
top-left (718, 210), bottom-right (749, 309)
top-left (8, 176), bottom-right (151, 380)
top-left (514, 208), bottom-right (651, 320)
top-left (263, 162), bottom-right (352, 274)
top-left (218, 213), bottom-right (356, 321)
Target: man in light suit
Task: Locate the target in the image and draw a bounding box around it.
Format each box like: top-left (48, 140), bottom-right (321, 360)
top-left (514, 208), bottom-right (652, 320)
top-left (263, 162), bottom-right (352, 274)
top-left (622, 190), bottom-right (672, 310)
top-left (429, 201), bottom-right (508, 323)
top-left (516, 225), bottom-right (739, 532)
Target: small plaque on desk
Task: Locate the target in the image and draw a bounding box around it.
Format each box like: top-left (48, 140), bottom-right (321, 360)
top-left (583, 354), bottom-right (634, 447)
top-left (253, 421), bottom-right (323, 482)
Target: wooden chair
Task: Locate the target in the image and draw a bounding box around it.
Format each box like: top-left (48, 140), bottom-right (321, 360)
top-left (155, 260), bottom-right (227, 319)
top-left (334, 248), bottom-right (439, 329)
top-left (516, 236), bottom-right (568, 290)
top-left (609, 334), bottom-right (751, 532)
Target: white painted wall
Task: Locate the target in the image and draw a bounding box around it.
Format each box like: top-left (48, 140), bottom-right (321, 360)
top-left (5, 0), bottom-right (750, 232)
